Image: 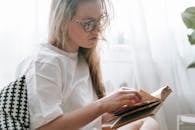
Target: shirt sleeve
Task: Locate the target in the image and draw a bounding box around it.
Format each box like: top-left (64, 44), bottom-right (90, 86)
top-left (26, 60), bottom-right (64, 129)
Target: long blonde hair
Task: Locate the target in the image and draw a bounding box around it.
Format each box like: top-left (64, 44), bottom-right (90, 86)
top-left (48, 0), bottom-right (111, 98)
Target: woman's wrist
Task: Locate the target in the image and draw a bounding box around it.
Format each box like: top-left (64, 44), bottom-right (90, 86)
top-left (95, 99), bottom-right (106, 114)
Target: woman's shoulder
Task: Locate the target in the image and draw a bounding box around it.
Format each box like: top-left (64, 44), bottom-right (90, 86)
top-left (15, 44), bottom-right (61, 77)
top-left (15, 43), bottom-right (78, 77)
top-left (37, 43), bottom-right (78, 63)
top-left (24, 43), bottom-right (74, 64)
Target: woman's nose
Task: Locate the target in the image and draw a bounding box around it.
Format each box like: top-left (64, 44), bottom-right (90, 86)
top-left (92, 25), bottom-right (102, 34)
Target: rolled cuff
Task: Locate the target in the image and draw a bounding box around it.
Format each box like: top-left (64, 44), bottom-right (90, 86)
top-left (30, 106), bottom-right (63, 130)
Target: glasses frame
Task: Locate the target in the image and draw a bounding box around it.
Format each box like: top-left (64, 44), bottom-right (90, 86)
top-left (73, 13), bottom-right (108, 32)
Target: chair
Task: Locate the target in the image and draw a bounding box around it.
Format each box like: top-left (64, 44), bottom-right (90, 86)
top-left (177, 114), bottom-right (195, 130)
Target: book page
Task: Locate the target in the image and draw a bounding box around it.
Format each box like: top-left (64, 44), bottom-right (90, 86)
top-left (138, 90), bottom-right (160, 103)
top-left (151, 86), bottom-right (172, 101)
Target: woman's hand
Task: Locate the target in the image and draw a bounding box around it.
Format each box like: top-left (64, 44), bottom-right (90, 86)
top-left (97, 87), bottom-right (142, 113)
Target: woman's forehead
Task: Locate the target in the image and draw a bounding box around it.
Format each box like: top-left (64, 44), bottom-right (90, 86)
top-left (75, 0), bottom-right (105, 19)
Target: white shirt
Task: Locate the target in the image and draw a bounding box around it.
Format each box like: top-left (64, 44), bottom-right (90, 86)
top-left (15, 43), bottom-right (102, 130)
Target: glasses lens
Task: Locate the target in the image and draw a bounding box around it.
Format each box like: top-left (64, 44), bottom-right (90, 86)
top-left (83, 20), bottom-right (96, 32)
top-left (99, 15), bottom-right (108, 26)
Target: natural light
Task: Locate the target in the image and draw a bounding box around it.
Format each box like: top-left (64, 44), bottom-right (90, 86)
top-left (0, 0), bottom-right (195, 130)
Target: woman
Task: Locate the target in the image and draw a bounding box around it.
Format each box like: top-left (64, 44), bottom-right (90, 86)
top-left (16, 0), bottom-right (159, 129)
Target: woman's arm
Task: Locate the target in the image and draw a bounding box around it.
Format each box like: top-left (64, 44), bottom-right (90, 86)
top-left (37, 88), bottom-right (142, 130)
top-left (37, 100), bottom-right (103, 130)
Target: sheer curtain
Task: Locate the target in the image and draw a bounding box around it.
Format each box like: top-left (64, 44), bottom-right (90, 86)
top-left (101, 0), bottom-right (195, 130)
top-left (0, 0), bottom-right (51, 86)
top-left (1, 0), bottom-right (195, 130)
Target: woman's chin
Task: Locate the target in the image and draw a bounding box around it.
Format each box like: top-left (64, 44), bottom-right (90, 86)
top-left (87, 41), bottom-right (98, 48)
top-left (80, 40), bottom-right (98, 49)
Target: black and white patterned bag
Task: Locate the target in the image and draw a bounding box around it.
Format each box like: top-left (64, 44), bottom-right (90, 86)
top-left (0, 76), bottom-right (30, 130)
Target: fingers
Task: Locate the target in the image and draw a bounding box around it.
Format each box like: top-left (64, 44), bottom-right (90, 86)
top-left (119, 89), bottom-right (142, 101)
top-left (120, 87), bottom-right (136, 91)
top-left (130, 92), bottom-right (142, 103)
top-left (130, 91), bottom-right (142, 100)
top-left (118, 89), bottom-right (142, 106)
top-left (101, 88), bottom-right (142, 113)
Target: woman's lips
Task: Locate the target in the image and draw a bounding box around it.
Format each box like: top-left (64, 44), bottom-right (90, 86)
top-left (90, 37), bottom-right (97, 40)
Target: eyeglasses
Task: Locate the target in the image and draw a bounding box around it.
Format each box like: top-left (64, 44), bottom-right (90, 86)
top-left (73, 13), bottom-right (108, 32)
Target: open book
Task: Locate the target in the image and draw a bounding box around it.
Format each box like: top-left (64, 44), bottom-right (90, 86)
top-left (102, 85), bottom-right (172, 129)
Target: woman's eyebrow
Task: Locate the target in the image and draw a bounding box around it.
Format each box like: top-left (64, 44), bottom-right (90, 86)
top-left (81, 13), bottom-right (106, 20)
top-left (82, 12), bottom-right (107, 20)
